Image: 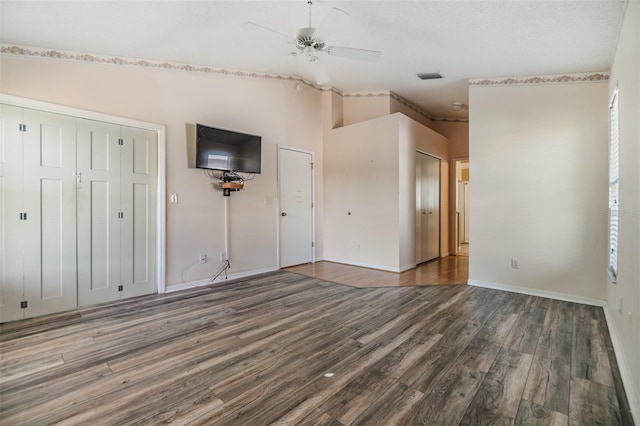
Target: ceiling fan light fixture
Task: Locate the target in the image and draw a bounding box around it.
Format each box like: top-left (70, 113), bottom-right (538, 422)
top-left (417, 72), bottom-right (443, 80)
top-left (451, 101), bottom-right (464, 111)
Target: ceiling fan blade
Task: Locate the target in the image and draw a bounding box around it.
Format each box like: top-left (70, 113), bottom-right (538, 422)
top-left (242, 21), bottom-right (295, 43)
top-left (326, 46), bottom-right (381, 62)
top-left (309, 57), bottom-right (330, 85)
top-left (313, 6), bottom-right (349, 41)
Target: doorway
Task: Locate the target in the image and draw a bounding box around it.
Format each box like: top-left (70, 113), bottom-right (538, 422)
top-left (416, 151), bottom-right (441, 264)
top-left (455, 160), bottom-right (470, 256)
top-left (278, 146), bottom-right (314, 268)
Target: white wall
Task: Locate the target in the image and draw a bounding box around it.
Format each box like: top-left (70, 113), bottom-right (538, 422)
top-left (469, 80), bottom-right (609, 302)
top-left (324, 113), bottom-right (449, 272)
top-left (0, 55), bottom-right (324, 289)
top-left (324, 115), bottom-right (400, 270)
top-left (606, 0), bottom-right (640, 420)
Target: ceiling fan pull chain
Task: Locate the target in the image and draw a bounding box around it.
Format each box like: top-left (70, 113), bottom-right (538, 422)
top-left (308, 1), bottom-right (313, 27)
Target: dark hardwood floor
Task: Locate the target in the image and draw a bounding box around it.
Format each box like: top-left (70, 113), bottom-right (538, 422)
top-left (0, 271), bottom-right (633, 425)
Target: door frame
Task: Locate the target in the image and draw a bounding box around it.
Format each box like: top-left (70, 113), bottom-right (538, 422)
top-left (0, 94), bottom-right (168, 294)
top-left (416, 150), bottom-right (442, 263)
top-left (277, 144), bottom-right (315, 268)
top-left (452, 157), bottom-right (469, 255)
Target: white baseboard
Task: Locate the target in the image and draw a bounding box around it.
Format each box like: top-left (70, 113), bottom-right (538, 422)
top-left (400, 263), bottom-right (417, 272)
top-left (321, 257), bottom-right (401, 273)
top-left (312, 257), bottom-right (414, 273)
top-left (603, 306), bottom-right (640, 424)
top-left (467, 280), bottom-right (606, 307)
top-left (165, 265), bottom-right (280, 293)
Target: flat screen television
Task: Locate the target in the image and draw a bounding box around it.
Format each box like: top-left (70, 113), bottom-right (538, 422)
top-left (195, 124), bottom-right (262, 174)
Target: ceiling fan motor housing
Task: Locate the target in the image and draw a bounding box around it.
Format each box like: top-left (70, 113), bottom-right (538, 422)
top-left (296, 27), bottom-right (325, 50)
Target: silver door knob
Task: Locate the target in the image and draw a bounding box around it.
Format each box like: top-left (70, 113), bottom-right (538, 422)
top-left (281, 212), bottom-right (287, 216)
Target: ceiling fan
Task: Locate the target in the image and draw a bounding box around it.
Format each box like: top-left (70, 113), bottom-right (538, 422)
top-left (243, 1), bottom-right (381, 86)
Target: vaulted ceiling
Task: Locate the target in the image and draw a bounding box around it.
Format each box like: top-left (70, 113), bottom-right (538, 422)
top-left (0, 0), bottom-right (627, 120)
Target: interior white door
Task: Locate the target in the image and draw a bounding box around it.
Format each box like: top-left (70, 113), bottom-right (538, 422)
top-left (120, 126), bottom-right (157, 299)
top-left (416, 152), bottom-right (440, 263)
top-left (21, 109), bottom-right (78, 318)
top-left (0, 105), bottom-right (25, 322)
top-left (463, 181), bottom-right (470, 244)
top-left (77, 122), bottom-right (157, 305)
top-left (457, 180), bottom-right (466, 244)
top-left (279, 147), bottom-right (313, 268)
top-left (77, 120), bottom-right (122, 306)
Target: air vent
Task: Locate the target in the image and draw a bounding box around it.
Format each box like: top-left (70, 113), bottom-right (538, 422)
top-left (417, 72), bottom-right (443, 80)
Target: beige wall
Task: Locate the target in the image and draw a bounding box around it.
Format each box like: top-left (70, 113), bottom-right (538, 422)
top-left (342, 95), bottom-right (390, 126)
top-left (390, 97), bottom-right (432, 128)
top-left (0, 55), bottom-right (325, 288)
top-left (431, 121), bottom-right (469, 160)
top-left (469, 81), bottom-right (609, 301)
top-left (607, 0), bottom-right (640, 418)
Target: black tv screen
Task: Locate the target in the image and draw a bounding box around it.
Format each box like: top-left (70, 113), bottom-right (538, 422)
top-left (195, 124), bottom-right (262, 174)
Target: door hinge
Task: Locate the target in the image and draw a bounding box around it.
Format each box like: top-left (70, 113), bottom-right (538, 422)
top-left (118, 138), bottom-right (124, 146)
top-left (18, 123), bottom-right (27, 132)
top-left (310, 162), bottom-right (314, 169)
top-left (19, 212), bottom-right (28, 220)
top-left (20, 300), bottom-right (28, 309)
top-left (312, 241), bottom-right (315, 247)
top-left (118, 285), bottom-right (123, 292)
top-left (311, 202), bottom-right (314, 208)
top-left (118, 212), bottom-right (124, 219)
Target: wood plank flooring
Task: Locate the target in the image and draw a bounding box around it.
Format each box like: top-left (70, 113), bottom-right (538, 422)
top-left (285, 257), bottom-right (468, 288)
top-left (0, 271), bottom-right (634, 425)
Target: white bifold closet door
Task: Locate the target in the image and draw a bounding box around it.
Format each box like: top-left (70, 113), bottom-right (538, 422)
top-left (77, 121), bottom-right (157, 306)
top-left (416, 151), bottom-right (440, 264)
top-left (0, 106), bottom-right (78, 321)
top-left (0, 103), bottom-right (157, 322)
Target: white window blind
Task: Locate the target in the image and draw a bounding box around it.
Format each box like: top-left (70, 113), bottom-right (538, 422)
top-left (608, 88), bottom-right (619, 283)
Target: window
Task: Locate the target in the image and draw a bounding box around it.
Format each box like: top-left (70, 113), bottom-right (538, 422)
top-left (608, 88), bottom-right (620, 283)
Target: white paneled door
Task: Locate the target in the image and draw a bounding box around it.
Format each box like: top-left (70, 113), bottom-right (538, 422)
top-left (77, 122), bottom-right (157, 306)
top-left (279, 147), bottom-right (313, 268)
top-left (0, 105), bottom-right (24, 322)
top-left (119, 126), bottom-right (157, 299)
top-left (77, 120), bottom-right (122, 306)
top-left (0, 106), bottom-right (78, 321)
top-left (416, 151), bottom-right (440, 264)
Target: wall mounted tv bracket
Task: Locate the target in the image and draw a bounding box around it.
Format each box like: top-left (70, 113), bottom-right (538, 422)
top-left (220, 171), bottom-right (244, 196)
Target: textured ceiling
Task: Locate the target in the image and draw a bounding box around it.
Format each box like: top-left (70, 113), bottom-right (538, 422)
top-left (0, 0), bottom-right (627, 120)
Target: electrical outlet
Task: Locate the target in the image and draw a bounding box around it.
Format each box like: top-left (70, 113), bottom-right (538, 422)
top-left (220, 251), bottom-right (227, 261)
top-left (511, 258), bottom-right (520, 269)
top-left (199, 254), bottom-right (206, 264)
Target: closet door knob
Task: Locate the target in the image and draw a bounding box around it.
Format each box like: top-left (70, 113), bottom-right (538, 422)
top-left (281, 212), bottom-right (287, 217)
